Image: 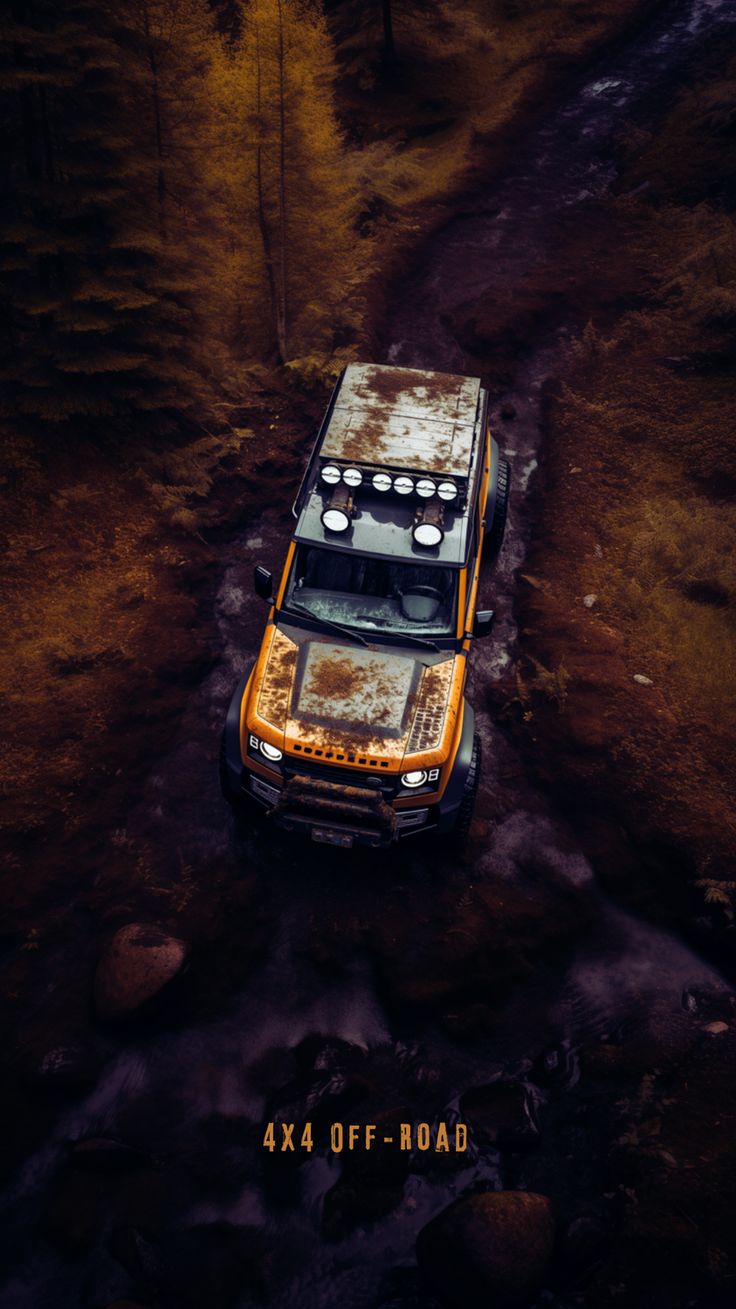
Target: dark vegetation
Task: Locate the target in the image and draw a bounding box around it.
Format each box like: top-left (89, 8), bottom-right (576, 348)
top-left (510, 31), bottom-right (736, 942)
top-left (0, 0), bottom-right (661, 912)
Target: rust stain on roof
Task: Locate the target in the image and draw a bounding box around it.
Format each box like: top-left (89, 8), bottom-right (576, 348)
top-left (320, 363), bottom-right (481, 477)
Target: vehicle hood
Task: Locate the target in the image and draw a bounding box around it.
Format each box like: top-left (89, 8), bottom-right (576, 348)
top-left (255, 627), bottom-right (454, 763)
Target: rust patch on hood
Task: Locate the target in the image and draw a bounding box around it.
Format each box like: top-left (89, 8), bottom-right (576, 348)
top-left (291, 643), bottom-right (418, 759)
top-left (257, 628), bottom-right (299, 727)
top-left (406, 659), bottom-right (454, 754)
top-left (256, 628), bottom-right (459, 769)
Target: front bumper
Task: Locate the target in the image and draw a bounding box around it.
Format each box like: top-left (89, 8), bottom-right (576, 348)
top-left (222, 675), bottom-right (476, 846)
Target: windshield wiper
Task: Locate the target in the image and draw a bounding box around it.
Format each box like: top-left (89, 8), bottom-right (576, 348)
top-left (283, 599), bottom-right (370, 648)
top-left (391, 631), bottom-right (440, 652)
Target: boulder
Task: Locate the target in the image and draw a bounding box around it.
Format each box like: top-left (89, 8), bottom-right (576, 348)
top-left (416, 1190), bottom-right (554, 1308)
top-left (68, 1136), bottom-right (149, 1173)
top-left (94, 924), bottom-right (189, 1022)
top-left (460, 1081), bottom-right (540, 1150)
top-left (21, 1039), bottom-right (102, 1092)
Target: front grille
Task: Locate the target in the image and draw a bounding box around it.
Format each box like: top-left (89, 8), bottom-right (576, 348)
top-left (290, 741), bottom-right (392, 770)
top-left (283, 754), bottom-right (398, 798)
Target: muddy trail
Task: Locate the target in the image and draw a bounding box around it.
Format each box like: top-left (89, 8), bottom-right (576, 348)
top-left (2, 1), bottom-right (736, 1306)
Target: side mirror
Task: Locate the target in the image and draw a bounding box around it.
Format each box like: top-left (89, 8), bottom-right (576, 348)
top-left (473, 609), bottom-right (495, 639)
top-left (254, 565), bottom-right (274, 602)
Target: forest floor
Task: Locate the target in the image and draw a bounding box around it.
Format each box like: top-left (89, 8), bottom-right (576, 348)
top-left (0, 0), bottom-right (665, 946)
top-left (3, 0), bottom-right (731, 1189)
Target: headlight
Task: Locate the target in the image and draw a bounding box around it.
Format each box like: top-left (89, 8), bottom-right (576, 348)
top-left (249, 733), bottom-right (283, 765)
top-left (401, 769), bottom-right (428, 789)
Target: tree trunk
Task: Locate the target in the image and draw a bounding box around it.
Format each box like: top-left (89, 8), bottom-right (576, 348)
top-left (254, 15), bottom-right (282, 363)
top-left (382, 0), bottom-right (394, 61)
top-left (142, 3), bottom-right (167, 241)
top-left (275, 0), bottom-right (288, 361)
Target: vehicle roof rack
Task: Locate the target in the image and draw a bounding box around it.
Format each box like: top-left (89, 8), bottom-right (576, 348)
top-left (293, 363), bottom-right (485, 518)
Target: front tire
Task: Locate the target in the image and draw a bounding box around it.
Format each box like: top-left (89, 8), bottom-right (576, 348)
top-left (487, 458), bottom-right (510, 557)
top-left (220, 729), bottom-right (235, 807)
top-left (454, 732), bottom-right (481, 842)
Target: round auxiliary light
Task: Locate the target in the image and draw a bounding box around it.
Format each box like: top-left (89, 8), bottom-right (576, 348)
top-left (437, 480), bottom-right (458, 502)
top-left (321, 506), bottom-right (351, 533)
top-left (342, 466), bottom-right (363, 488)
top-left (416, 478), bottom-right (437, 499)
top-left (372, 472), bottom-right (392, 493)
top-left (321, 464), bottom-right (341, 485)
top-left (394, 475), bottom-right (414, 496)
top-left (260, 741), bottom-right (283, 763)
top-left (413, 521), bottom-right (444, 548)
top-left (401, 769), bottom-right (428, 789)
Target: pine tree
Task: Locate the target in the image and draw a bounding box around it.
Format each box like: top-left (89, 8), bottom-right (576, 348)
top-left (0, 0), bottom-right (216, 427)
top-left (230, 0), bottom-right (363, 369)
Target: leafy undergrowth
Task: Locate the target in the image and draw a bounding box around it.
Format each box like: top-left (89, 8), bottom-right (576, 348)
top-left (512, 35), bottom-right (736, 935)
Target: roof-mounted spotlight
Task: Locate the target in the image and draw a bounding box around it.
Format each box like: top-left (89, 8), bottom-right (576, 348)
top-left (413, 498), bottom-right (445, 548)
top-left (342, 466), bottom-right (363, 488)
top-left (321, 463), bottom-right (341, 485)
top-left (321, 482), bottom-right (354, 533)
top-left (372, 472), bottom-right (392, 493)
top-left (437, 480), bottom-right (458, 502)
top-left (416, 478), bottom-right (437, 499)
top-left (394, 475), bottom-right (414, 496)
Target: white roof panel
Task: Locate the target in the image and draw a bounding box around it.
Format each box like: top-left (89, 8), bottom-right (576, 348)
top-left (321, 363), bottom-right (481, 477)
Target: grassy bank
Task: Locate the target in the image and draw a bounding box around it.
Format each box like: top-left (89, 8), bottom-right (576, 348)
top-left (511, 32), bottom-right (736, 939)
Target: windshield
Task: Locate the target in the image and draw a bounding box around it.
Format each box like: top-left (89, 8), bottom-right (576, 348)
top-left (283, 545), bottom-right (458, 639)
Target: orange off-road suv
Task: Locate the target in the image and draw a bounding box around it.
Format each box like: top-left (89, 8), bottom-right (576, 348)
top-left (221, 363), bottom-right (510, 848)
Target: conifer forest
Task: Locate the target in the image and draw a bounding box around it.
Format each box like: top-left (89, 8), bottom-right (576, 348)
top-left (1, 2), bottom-right (735, 1306)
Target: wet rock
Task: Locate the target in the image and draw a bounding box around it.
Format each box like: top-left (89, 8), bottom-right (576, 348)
top-left (323, 1174), bottom-right (406, 1242)
top-left (460, 1081), bottom-right (540, 1150)
top-left (160, 1223), bottom-right (268, 1308)
top-left (558, 1212), bottom-right (610, 1277)
top-left (294, 1033), bottom-right (366, 1075)
top-left (633, 673), bottom-right (653, 686)
top-left (99, 1303), bottom-right (148, 1309)
top-left (249, 1045), bottom-right (296, 1095)
top-left (21, 1038), bottom-right (103, 1093)
top-left (531, 1042), bottom-right (579, 1089)
top-left (189, 1114), bottom-right (258, 1188)
top-left (94, 924), bottom-right (189, 1022)
top-left (682, 985), bottom-right (736, 1023)
top-left (582, 593), bottom-right (598, 608)
top-left (46, 1161), bottom-right (172, 1254)
top-left (417, 1190), bottom-right (554, 1308)
top-left (703, 1020), bottom-right (729, 1035)
top-left (109, 1225), bottom-right (163, 1288)
top-left (322, 1106), bottom-right (412, 1240)
top-left (102, 1303), bottom-right (149, 1309)
top-left (68, 1136), bottom-right (150, 1173)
